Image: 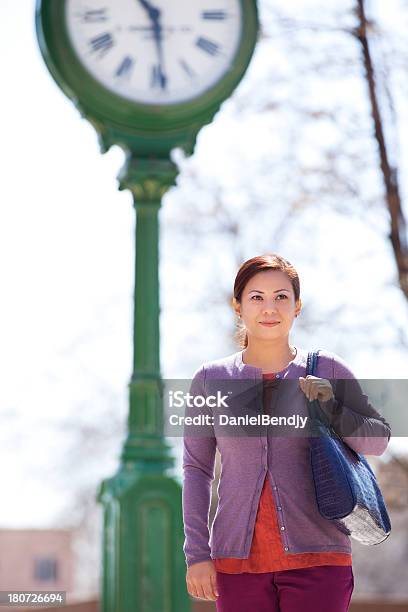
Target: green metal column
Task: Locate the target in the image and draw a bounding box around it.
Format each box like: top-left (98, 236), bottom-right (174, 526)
top-left (97, 155), bottom-right (190, 612)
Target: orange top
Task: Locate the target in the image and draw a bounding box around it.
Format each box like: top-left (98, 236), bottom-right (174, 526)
top-left (214, 372), bottom-right (352, 574)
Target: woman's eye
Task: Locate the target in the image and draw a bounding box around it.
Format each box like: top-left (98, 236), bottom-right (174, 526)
top-left (250, 294), bottom-right (288, 301)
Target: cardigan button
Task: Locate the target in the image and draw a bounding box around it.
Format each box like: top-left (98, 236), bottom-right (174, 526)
top-left (277, 506), bottom-right (282, 511)
top-left (284, 547), bottom-right (289, 551)
top-left (281, 526), bottom-right (285, 531)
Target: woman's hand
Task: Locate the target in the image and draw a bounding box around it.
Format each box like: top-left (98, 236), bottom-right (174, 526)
top-left (299, 375), bottom-right (334, 402)
top-left (186, 560), bottom-right (219, 601)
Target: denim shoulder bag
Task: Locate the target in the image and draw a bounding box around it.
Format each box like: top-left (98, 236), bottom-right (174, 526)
top-left (306, 350), bottom-right (391, 545)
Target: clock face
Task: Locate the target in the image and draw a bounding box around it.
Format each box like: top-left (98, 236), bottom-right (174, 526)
top-left (65, 0), bottom-right (243, 105)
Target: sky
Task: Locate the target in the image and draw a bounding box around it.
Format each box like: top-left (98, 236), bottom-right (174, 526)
top-left (0, 0), bottom-right (407, 528)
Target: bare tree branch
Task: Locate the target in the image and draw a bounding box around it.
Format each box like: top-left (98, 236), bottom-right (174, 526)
top-left (354, 0), bottom-right (408, 298)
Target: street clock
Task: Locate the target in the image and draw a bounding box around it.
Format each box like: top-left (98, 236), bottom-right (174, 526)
top-left (35, 2), bottom-right (258, 611)
top-left (36, 0), bottom-right (258, 154)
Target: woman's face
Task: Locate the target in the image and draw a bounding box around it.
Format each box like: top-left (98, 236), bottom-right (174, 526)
top-left (233, 270), bottom-right (301, 342)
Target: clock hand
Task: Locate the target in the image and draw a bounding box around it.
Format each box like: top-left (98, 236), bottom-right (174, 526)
top-left (137, 0), bottom-right (167, 90)
top-left (137, 0), bottom-right (160, 21)
top-left (152, 21), bottom-right (167, 89)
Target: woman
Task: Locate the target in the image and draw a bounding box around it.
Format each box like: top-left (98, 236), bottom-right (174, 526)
top-left (182, 254), bottom-right (391, 612)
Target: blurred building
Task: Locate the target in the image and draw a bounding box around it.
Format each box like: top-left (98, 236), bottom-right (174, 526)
top-left (0, 529), bottom-right (74, 595)
top-left (346, 455), bottom-right (408, 600)
top-left (375, 455), bottom-right (408, 510)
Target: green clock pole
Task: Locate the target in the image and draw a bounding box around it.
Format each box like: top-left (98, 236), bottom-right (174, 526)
top-left (97, 155), bottom-right (186, 612)
top-left (35, 1), bottom-right (258, 610)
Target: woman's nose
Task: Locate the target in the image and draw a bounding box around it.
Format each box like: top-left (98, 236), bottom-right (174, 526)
top-left (262, 302), bottom-right (278, 314)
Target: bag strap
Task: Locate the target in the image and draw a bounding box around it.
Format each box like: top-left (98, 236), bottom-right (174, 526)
top-left (306, 349), bottom-right (320, 377)
top-left (306, 350), bottom-right (334, 433)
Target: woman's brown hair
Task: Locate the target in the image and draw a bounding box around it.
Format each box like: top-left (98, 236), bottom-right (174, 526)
top-left (233, 254), bottom-right (300, 349)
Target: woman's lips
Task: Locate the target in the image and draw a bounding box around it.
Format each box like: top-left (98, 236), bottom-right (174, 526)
top-left (259, 321), bottom-right (280, 327)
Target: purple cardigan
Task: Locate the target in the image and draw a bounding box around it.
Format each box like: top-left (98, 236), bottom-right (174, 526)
top-left (182, 347), bottom-right (391, 568)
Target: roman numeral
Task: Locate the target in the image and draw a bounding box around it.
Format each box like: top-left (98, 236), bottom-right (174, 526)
top-left (82, 9), bottom-right (108, 23)
top-left (196, 37), bottom-right (220, 56)
top-left (116, 56), bottom-right (134, 78)
top-left (151, 64), bottom-right (167, 90)
top-left (202, 10), bottom-right (227, 20)
top-left (179, 59), bottom-right (196, 79)
top-left (89, 32), bottom-right (114, 56)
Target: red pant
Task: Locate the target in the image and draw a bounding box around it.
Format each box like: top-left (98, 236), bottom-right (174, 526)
top-left (216, 565), bottom-right (354, 612)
